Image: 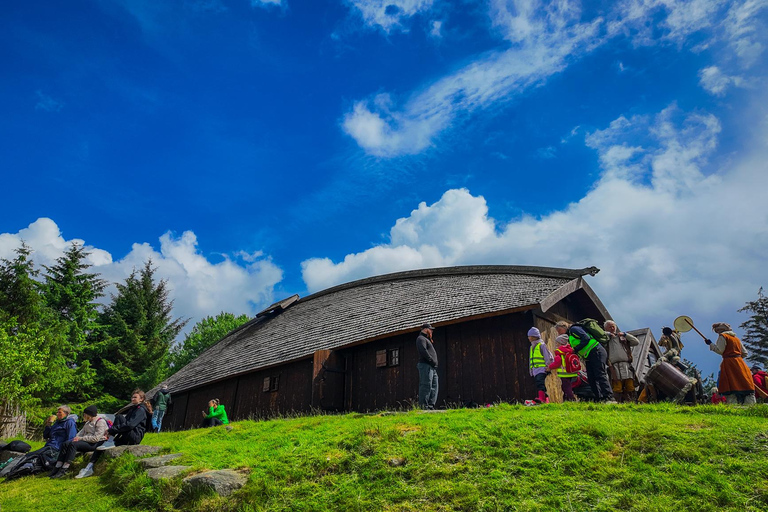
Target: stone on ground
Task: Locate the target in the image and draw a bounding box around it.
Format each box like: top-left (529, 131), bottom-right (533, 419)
top-left (103, 445), bottom-right (162, 459)
top-left (146, 465), bottom-right (191, 481)
top-left (139, 453), bottom-right (184, 468)
top-left (182, 469), bottom-right (247, 497)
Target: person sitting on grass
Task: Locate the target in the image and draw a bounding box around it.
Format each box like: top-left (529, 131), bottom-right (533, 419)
top-left (3, 406), bottom-right (77, 481)
top-left (48, 405), bottom-right (108, 479)
top-left (75, 390), bottom-right (153, 479)
top-left (201, 398), bottom-right (229, 427)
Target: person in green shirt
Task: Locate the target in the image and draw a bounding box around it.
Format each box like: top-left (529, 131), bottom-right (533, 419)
top-left (201, 398), bottom-right (229, 427)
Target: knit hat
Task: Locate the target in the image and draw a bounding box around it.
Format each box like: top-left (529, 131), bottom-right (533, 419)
top-left (555, 334), bottom-right (569, 346)
top-left (712, 322), bottom-right (731, 334)
top-left (83, 405), bottom-right (98, 418)
top-left (527, 327), bottom-right (541, 338)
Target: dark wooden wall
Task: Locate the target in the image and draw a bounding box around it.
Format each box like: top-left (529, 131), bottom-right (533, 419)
top-left (340, 310), bottom-right (538, 411)
top-left (162, 358), bottom-right (313, 430)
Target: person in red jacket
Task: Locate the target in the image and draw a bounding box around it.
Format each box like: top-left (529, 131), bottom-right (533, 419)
top-left (752, 366), bottom-right (768, 401)
top-left (710, 387), bottom-right (727, 404)
top-left (548, 334), bottom-right (579, 401)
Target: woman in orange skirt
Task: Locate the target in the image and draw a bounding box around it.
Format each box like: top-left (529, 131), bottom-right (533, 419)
top-left (706, 322), bottom-right (756, 405)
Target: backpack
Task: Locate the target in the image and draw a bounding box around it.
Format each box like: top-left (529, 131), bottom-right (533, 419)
top-left (575, 318), bottom-right (610, 345)
top-left (564, 352), bottom-right (582, 373)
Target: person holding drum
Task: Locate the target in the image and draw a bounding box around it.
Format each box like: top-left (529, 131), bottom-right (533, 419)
top-left (705, 323), bottom-right (756, 405)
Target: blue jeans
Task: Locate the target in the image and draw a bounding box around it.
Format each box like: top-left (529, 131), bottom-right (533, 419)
top-left (417, 362), bottom-right (439, 409)
top-left (151, 408), bottom-right (166, 432)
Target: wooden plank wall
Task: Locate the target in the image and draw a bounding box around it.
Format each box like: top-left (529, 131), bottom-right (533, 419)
top-left (342, 311), bottom-right (537, 411)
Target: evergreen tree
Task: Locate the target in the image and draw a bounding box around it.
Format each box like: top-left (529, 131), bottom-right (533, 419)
top-left (169, 311), bottom-right (250, 375)
top-left (0, 242), bottom-right (46, 325)
top-left (94, 260), bottom-right (187, 398)
top-left (42, 242), bottom-right (107, 399)
top-left (739, 288), bottom-right (768, 367)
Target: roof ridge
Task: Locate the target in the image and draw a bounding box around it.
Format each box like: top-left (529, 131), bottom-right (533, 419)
top-left (299, 265), bottom-right (598, 303)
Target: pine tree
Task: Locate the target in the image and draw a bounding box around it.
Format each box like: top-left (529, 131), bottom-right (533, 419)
top-left (42, 242), bottom-right (107, 399)
top-left (169, 311), bottom-right (250, 375)
top-left (0, 242), bottom-right (46, 325)
top-left (739, 288), bottom-right (768, 368)
top-left (94, 260), bottom-right (187, 398)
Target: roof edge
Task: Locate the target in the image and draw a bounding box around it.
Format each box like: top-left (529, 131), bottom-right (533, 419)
top-left (300, 265), bottom-right (599, 303)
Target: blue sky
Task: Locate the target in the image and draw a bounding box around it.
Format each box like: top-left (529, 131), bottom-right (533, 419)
top-left (1, 0), bottom-right (767, 377)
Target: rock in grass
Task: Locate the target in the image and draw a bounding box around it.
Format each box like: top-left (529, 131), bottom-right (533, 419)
top-left (146, 465), bottom-right (191, 481)
top-left (387, 457), bottom-right (406, 467)
top-left (104, 445), bottom-right (162, 459)
top-left (182, 469), bottom-right (247, 497)
top-left (139, 453), bottom-right (184, 468)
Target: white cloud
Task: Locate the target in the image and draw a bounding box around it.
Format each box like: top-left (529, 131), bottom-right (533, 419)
top-left (251, 0), bottom-right (284, 8)
top-left (347, 0), bottom-right (434, 32)
top-left (310, 103), bottom-right (768, 369)
top-left (430, 20), bottom-right (442, 38)
top-left (343, 1), bottom-right (600, 156)
top-left (0, 220), bottom-right (283, 332)
top-left (343, 0), bottom-right (767, 157)
top-left (698, 66), bottom-right (744, 95)
top-left (35, 90), bottom-right (64, 112)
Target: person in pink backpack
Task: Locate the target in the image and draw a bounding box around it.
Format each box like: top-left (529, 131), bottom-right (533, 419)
top-left (527, 327), bottom-right (554, 405)
top-left (548, 334), bottom-right (580, 401)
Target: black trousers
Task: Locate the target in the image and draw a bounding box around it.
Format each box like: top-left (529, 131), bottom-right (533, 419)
top-left (56, 440), bottom-right (103, 464)
top-left (202, 417), bottom-right (223, 428)
top-left (90, 414), bottom-right (143, 464)
top-left (585, 344), bottom-right (613, 401)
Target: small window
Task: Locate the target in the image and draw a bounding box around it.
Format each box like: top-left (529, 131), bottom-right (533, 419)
top-left (388, 348), bottom-right (400, 367)
top-left (263, 375), bottom-right (279, 392)
top-left (377, 348), bottom-right (400, 368)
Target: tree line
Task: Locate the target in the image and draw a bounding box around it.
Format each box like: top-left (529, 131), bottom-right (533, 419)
top-left (0, 243), bottom-right (249, 414)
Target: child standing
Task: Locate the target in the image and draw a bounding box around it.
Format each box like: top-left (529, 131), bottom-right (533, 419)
top-left (527, 327), bottom-right (554, 405)
top-left (548, 334), bottom-right (579, 401)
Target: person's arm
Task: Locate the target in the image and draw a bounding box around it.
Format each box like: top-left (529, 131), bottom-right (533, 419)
top-left (416, 337), bottom-right (438, 366)
top-left (80, 418), bottom-right (108, 443)
top-left (65, 419), bottom-right (77, 441)
top-left (548, 350), bottom-right (563, 371)
top-left (43, 425), bottom-right (52, 440)
top-left (110, 407), bottom-right (147, 433)
top-left (540, 343), bottom-right (554, 367)
top-left (207, 406), bottom-right (226, 420)
top-left (569, 326), bottom-right (592, 354)
top-left (625, 332), bottom-right (639, 347)
top-left (708, 335), bottom-right (726, 355)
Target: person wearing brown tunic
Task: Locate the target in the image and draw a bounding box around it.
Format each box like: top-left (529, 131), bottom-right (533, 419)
top-left (706, 322), bottom-right (756, 405)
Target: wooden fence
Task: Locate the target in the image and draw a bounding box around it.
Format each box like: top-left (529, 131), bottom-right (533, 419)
top-left (0, 402), bottom-right (26, 439)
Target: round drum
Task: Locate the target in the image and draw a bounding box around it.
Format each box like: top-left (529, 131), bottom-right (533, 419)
top-left (645, 360), bottom-right (695, 403)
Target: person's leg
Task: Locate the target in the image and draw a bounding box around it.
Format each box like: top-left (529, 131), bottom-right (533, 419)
top-left (428, 366), bottom-right (439, 408)
top-left (561, 377), bottom-right (575, 401)
top-left (534, 373), bottom-right (548, 402)
top-left (417, 363), bottom-right (431, 408)
top-left (725, 393), bottom-right (738, 405)
top-left (611, 379), bottom-right (624, 402)
top-left (593, 345), bottom-right (613, 400)
top-left (584, 352), bottom-right (602, 401)
top-left (622, 379), bottom-right (636, 403)
top-left (151, 409), bottom-right (159, 431)
top-left (155, 409), bottom-right (166, 432)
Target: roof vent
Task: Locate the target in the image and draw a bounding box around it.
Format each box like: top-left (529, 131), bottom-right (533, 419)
top-left (256, 294), bottom-right (300, 318)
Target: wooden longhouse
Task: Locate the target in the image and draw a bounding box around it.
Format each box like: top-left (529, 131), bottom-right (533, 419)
top-left (153, 265), bottom-right (616, 431)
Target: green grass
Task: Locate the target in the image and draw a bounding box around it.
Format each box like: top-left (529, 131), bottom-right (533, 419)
top-left (2, 403), bottom-right (768, 511)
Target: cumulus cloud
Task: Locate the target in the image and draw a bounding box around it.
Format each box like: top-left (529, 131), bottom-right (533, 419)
top-left (310, 103), bottom-right (768, 367)
top-left (347, 0), bottom-right (434, 32)
top-left (698, 65), bottom-right (745, 95)
top-left (0, 220), bottom-right (283, 332)
top-left (343, 0), bottom-right (767, 157)
top-left (429, 20), bottom-right (442, 38)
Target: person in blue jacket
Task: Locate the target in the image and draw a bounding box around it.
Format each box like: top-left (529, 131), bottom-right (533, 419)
top-left (3, 405), bottom-right (76, 480)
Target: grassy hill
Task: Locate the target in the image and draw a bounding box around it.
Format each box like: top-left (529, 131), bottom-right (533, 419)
top-left (2, 403), bottom-right (768, 511)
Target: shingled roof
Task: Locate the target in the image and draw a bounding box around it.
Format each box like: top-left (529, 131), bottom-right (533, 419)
top-left (157, 265), bottom-right (601, 394)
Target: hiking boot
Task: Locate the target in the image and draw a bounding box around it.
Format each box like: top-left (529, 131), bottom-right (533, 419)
top-left (50, 467), bottom-right (69, 479)
top-left (75, 467), bottom-right (94, 479)
top-left (48, 466), bottom-right (62, 478)
top-left (96, 438), bottom-right (115, 450)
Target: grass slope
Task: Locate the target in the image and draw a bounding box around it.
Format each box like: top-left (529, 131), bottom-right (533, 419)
top-left (1, 403), bottom-right (767, 511)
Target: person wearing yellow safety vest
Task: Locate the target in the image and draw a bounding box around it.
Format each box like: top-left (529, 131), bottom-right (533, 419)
top-left (555, 321), bottom-right (614, 402)
top-left (527, 327), bottom-right (554, 405)
top-left (548, 334), bottom-right (578, 401)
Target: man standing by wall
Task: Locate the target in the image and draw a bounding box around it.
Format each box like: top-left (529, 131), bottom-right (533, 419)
top-left (416, 323), bottom-right (439, 410)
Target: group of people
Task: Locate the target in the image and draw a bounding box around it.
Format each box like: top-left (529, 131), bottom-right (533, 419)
top-left (1, 386), bottom-right (230, 482)
top-left (415, 318), bottom-right (761, 408)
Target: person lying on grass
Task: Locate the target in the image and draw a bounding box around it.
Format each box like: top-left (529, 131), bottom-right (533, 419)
top-left (49, 405), bottom-right (108, 479)
top-left (201, 398), bottom-right (229, 427)
top-left (76, 390), bottom-right (153, 479)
